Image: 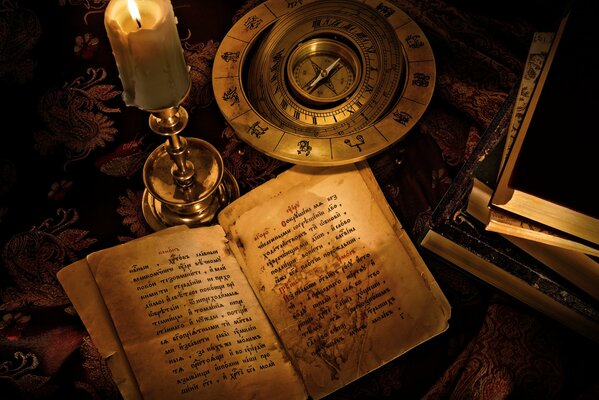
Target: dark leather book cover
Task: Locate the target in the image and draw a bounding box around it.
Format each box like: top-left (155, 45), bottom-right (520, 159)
top-left (510, 0), bottom-right (599, 219)
top-left (420, 88), bottom-right (599, 336)
top-left (428, 88), bottom-right (515, 235)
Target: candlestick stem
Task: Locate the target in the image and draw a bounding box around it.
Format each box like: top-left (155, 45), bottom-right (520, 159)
top-left (141, 105), bottom-right (239, 230)
top-left (166, 135), bottom-right (194, 189)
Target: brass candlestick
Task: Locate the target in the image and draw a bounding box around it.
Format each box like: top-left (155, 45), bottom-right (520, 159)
top-left (141, 104), bottom-right (239, 231)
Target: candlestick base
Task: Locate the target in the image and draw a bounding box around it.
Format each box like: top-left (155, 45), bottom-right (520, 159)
top-left (141, 137), bottom-right (240, 231)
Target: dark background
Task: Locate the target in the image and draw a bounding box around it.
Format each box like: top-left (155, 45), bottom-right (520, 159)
top-left (1, 0), bottom-right (597, 399)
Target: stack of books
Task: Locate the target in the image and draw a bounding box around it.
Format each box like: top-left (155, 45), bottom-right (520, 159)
top-left (419, 0), bottom-right (599, 342)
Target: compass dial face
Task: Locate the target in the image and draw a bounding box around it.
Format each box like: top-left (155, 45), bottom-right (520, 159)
top-left (287, 38), bottom-right (361, 107)
top-left (213, 0), bottom-right (435, 166)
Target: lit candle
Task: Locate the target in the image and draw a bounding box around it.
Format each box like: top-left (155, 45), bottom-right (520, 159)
top-left (104, 0), bottom-right (190, 111)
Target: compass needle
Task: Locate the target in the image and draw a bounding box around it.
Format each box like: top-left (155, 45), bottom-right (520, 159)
top-left (308, 57), bottom-right (341, 89)
top-left (324, 80), bottom-right (338, 94)
top-left (325, 57), bottom-right (341, 74)
top-left (304, 76), bottom-right (318, 90)
top-left (310, 58), bottom-right (322, 74)
top-left (322, 63), bottom-right (344, 94)
top-left (302, 58), bottom-right (324, 89)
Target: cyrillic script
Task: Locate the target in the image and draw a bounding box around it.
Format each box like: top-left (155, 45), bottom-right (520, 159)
top-left (227, 169), bottom-right (438, 399)
top-left (89, 226), bottom-right (305, 400)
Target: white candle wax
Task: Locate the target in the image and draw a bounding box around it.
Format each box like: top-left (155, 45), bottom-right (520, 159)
top-left (104, 0), bottom-right (190, 111)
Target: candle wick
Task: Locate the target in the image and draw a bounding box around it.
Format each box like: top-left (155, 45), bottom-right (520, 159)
top-left (136, 19), bottom-right (142, 29)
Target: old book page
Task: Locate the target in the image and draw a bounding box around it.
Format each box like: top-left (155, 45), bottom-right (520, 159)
top-left (86, 225), bottom-right (306, 400)
top-left (57, 225), bottom-right (190, 400)
top-left (58, 258), bottom-right (143, 400)
top-left (220, 163), bottom-right (450, 399)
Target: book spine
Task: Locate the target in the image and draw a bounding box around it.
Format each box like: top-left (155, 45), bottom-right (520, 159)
top-left (430, 86), bottom-right (517, 226)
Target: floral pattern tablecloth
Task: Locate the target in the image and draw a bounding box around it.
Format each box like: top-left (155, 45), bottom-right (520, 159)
top-left (1, 0), bottom-right (597, 399)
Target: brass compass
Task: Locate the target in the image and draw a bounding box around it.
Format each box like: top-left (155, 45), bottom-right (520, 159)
top-left (287, 38), bottom-right (361, 107)
top-left (213, 0), bottom-right (435, 166)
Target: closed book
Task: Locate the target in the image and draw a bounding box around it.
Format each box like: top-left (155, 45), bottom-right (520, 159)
top-left (491, 0), bottom-right (599, 245)
top-left (485, 29), bottom-right (599, 257)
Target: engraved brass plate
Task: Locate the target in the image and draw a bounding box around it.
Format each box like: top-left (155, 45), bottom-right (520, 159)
top-left (213, 0), bottom-right (435, 166)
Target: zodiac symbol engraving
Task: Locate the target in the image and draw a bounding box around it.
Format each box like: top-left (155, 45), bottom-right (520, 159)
top-left (412, 72), bottom-right (430, 87)
top-left (344, 135), bottom-right (365, 152)
top-left (222, 86), bottom-right (239, 106)
top-left (297, 140), bottom-right (312, 156)
top-left (375, 3), bottom-right (395, 18)
top-left (393, 110), bottom-right (412, 126)
top-left (406, 34), bottom-right (424, 49)
top-left (248, 121), bottom-right (269, 138)
top-left (286, 0), bottom-right (303, 8)
top-left (244, 15), bottom-right (263, 31)
top-left (221, 51), bottom-right (240, 63)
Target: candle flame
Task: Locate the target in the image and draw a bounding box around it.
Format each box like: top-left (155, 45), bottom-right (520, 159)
top-left (127, 0), bottom-right (142, 28)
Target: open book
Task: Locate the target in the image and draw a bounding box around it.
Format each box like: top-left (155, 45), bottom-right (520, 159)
top-left (58, 162), bottom-right (450, 400)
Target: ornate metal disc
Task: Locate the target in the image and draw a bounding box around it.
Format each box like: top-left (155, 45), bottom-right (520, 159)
top-left (213, 0), bottom-right (435, 166)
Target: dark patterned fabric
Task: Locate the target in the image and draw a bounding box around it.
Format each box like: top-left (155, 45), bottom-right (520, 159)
top-left (1, 0), bottom-right (597, 399)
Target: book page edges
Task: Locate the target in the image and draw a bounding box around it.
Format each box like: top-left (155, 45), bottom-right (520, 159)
top-left (57, 259), bottom-right (143, 400)
top-left (420, 229), bottom-right (599, 343)
top-left (502, 191), bottom-right (599, 245)
top-left (486, 208), bottom-right (599, 257)
top-left (466, 178), bottom-right (493, 225)
top-left (479, 177), bottom-right (599, 256)
top-left (468, 179), bottom-right (599, 300)
top-left (506, 236), bottom-right (599, 301)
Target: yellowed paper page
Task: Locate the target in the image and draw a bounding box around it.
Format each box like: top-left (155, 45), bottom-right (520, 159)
top-left (58, 225), bottom-right (190, 400)
top-left (57, 259), bottom-right (143, 400)
top-left (221, 163), bottom-right (450, 399)
top-left (87, 225), bottom-right (306, 400)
